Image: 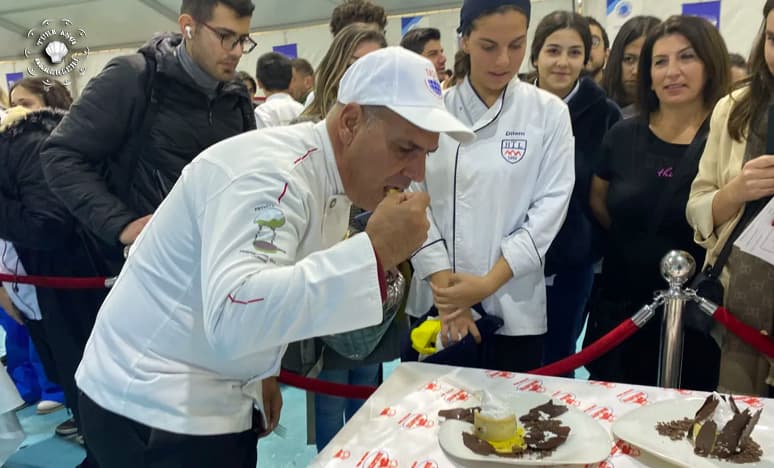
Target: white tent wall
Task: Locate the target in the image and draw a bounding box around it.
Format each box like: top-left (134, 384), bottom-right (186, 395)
top-left (581, 0), bottom-right (765, 59)
top-left (1, 0), bottom-right (573, 98)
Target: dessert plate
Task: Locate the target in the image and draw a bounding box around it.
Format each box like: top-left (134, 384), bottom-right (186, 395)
top-left (612, 398), bottom-right (774, 468)
top-left (438, 392), bottom-right (613, 466)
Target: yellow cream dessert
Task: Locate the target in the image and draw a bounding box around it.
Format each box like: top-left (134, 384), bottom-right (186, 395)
top-left (473, 407), bottom-right (525, 453)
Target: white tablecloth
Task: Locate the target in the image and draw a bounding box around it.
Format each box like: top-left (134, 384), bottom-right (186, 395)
top-left (310, 362), bottom-right (773, 467)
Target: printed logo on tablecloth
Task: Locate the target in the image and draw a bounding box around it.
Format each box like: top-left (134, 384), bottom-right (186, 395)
top-left (422, 381), bottom-right (440, 392)
top-left (616, 389), bottom-right (649, 406)
top-left (583, 404), bottom-right (615, 422)
top-left (379, 407), bottom-right (397, 417)
top-left (356, 449), bottom-right (398, 468)
top-left (611, 439), bottom-right (641, 457)
top-left (442, 388), bottom-right (471, 402)
top-left (588, 380), bottom-right (616, 389)
top-left (551, 391), bottom-right (581, 407)
top-left (398, 412), bottom-right (435, 430)
top-left (733, 396), bottom-right (763, 409)
top-left (333, 449), bottom-right (351, 460)
top-left (513, 377), bottom-right (546, 393)
top-left (485, 370), bottom-right (514, 379)
top-left (411, 459), bottom-right (439, 468)
top-left (673, 389), bottom-right (693, 396)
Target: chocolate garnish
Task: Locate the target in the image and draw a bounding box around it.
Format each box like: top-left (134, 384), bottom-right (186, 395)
top-left (728, 395), bottom-right (741, 415)
top-left (439, 407), bottom-right (480, 424)
top-left (462, 431), bottom-right (496, 455)
top-left (715, 411), bottom-right (751, 458)
top-left (694, 420), bottom-right (717, 456)
top-left (739, 409), bottom-right (762, 444)
top-left (694, 395), bottom-right (719, 426)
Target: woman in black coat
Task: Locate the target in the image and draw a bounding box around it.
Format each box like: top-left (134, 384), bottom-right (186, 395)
top-left (2, 77), bottom-right (105, 466)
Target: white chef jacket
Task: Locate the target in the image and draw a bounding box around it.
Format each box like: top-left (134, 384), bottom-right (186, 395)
top-left (0, 239), bottom-right (42, 321)
top-left (76, 121), bottom-right (384, 435)
top-left (254, 92), bottom-right (304, 129)
top-left (409, 76), bottom-right (575, 335)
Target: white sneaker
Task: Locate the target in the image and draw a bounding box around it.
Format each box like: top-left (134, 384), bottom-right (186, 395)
top-left (36, 400), bottom-right (64, 415)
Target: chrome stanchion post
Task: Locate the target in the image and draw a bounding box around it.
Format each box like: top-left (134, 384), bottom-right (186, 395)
top-left (657, 250), bottom-right (696, 388)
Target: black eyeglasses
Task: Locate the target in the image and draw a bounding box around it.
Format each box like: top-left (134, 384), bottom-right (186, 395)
top-left (200, 23), bottom-right (257, 53)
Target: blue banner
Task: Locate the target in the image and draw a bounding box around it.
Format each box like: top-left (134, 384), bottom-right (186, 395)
top-left (272, 43), bottom-right (298, 59)
top-left (682, 1), bottom-right (721, 28)
top-left (401, 16), bottom-right (423, 36)
top-left (5, 72), bottom-right (23, 91)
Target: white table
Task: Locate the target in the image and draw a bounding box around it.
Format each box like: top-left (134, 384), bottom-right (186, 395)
top-left (310, 362), bottom-right (773, 467)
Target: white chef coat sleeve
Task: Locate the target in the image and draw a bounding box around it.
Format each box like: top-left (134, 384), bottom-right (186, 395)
top-left (501, 101), bottom-right (575, 280)
top-left (253, 107), bottom-right (268, 130)
top-left (407, 180), bottom-right (452, 280)
top-left (199, 170), bottom-right (383, 360)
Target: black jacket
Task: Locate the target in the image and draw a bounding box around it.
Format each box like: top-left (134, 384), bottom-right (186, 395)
top-left (545, 77), bottom-right (622, 275)
top-left (40, 33), bottom-right (256, 272)
top-left (0, 109), bottom-right (108, 323)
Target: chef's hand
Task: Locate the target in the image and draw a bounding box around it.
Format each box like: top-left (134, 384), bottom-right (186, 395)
top-left (366, 192), bottom-right (430, 271)
top-left (431, 272), bottom-right (493, 312)
top-left (259, 377), bottom-right (282, 438)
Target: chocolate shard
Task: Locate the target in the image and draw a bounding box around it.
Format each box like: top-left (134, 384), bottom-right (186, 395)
top-left (715, 411), bottom-right (752, 458)
top-left (439, 407), bottom-right (480, 424)
top-left (694, 420), bottom-right (717, 456)
top-left (533, 400), bottom-right (569, 418)
top-left (739, 409), bottom-right (762, 444)
top-left (694, 394), bottom-right (719, 425)
top-left (462, 431), bottom-right (496, 455)
top-left (728, 395), bottom-right (741, 415)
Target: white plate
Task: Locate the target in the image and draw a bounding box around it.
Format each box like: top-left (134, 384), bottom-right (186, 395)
top-left (437, 393), bottom-right (613, 466)
top-left (612, 398), bottom-right (774, 468)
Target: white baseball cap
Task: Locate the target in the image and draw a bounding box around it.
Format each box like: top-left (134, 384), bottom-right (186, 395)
top-left (337, 46), bottom-right (475, 144)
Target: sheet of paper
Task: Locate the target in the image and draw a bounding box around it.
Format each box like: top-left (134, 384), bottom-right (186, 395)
top-left (734, 197), bottom-right (774, 266)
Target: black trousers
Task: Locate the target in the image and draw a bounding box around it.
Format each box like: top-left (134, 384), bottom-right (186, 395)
top-left (79, 391), bottom-right (260, 468)
top-left (489, 334), bottom-right (545, 373)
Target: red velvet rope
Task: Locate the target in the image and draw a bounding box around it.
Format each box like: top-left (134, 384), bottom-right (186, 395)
top-left (0, 272), bottom-right (109, 289)
top-left (713, 306), bottom-right (774, 358)
top-left (5, 271), bottom-right (770, 397)
top-left (529, 318), bottom-right (640, 376)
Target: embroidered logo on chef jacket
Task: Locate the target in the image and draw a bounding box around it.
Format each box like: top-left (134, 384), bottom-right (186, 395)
top-left (425, 68), bottom-right (443, 98)
top-left (253, 203), bottom-right (286, 254)
top-left (500, 138), bottom-right (527, 164)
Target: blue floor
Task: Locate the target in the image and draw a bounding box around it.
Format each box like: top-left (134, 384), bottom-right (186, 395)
top-left (4, 332), bottom-right (590, 467)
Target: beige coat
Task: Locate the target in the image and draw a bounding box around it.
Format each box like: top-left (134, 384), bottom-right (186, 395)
top-left (686, 90), bottom-right (748, 289)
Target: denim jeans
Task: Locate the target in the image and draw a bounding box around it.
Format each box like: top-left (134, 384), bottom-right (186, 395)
top-left (314, 364), bottom-right (381, 451)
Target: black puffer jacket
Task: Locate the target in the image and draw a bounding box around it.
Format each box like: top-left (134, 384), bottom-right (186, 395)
top-left (40, 33), bottom-right (255, 273)
top-left (0, 108), bottom-right (105, 289)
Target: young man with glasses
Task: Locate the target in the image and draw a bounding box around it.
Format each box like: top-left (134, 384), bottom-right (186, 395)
top-left (585, 16), bottom-right (610, 85)
top-left (40, 0), bottom-right (257, 280)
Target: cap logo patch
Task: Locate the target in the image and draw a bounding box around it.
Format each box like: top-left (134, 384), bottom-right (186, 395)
top-left (425, 69), bottom-right (442, 98)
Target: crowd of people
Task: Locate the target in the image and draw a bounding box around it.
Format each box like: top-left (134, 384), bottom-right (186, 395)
top-left (0, 0), bottom-right (771, 466)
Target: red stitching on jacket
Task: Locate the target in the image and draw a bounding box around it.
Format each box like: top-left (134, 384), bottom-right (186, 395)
top-left (278, 183), bottom-right (288, 203)
top-left (227, 293), bottom-right (265, 305)
top-left (293, 148), bottom-right (317, 165)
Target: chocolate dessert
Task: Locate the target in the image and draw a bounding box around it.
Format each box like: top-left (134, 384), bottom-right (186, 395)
top-left (440, 399), bottom-right (572, 460)
top-left (654, 393), bottom-right (764, 463)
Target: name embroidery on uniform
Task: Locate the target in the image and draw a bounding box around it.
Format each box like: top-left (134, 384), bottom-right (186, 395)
top-left (501, 131), bottom-right (527, 164)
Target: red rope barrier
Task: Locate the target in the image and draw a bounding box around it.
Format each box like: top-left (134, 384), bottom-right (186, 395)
top-left (0, 273), bottom-right (109, 289)
top-left (712, 306), bottom-right (774, 359)
top-left (278, 370), bottom-right (376, 400)
top-left (529, 318), bottom-right (641, 376)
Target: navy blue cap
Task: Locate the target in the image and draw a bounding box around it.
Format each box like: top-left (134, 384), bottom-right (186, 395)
top-left (458, 0), bottom-right (531, 33)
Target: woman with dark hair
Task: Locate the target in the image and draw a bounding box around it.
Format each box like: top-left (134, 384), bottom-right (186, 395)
top-left (530, 10), bottom-right (622, 373)
top-left (602, 15), bottom-right (661, 117)
top-left (687, 0), bottom-right (774, 397)
top-left (9, 77), bottom-right (73, 110)
top-left (409, 0), bottom-right (575, 373)
top-left (0, 78), bottom-right (105, 465)
top-left (587, 15), bottom-right (730, 388)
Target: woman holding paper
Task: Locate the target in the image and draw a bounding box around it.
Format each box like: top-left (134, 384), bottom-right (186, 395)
top-left (687, 0), bottom-right (774, 397)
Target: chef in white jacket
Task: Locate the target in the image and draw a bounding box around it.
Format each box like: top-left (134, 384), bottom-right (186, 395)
top-left (75, 47), bottom-right (474, 468)
top-left (409, 0), bottom-right (575, 372)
